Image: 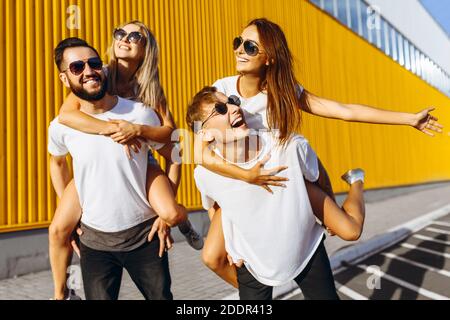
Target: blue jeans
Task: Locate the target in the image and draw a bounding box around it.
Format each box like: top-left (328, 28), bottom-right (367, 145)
top-left (148, 151), bottom-right (158, 166)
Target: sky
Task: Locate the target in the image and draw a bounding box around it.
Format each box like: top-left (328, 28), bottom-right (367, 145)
top-left (420, 0), bottom-right (450, 38)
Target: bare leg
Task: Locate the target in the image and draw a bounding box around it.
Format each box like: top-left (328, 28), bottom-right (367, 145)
top-left (146, 164), bottom-right (187, 226)
top-left (342, 181), bottom-right (365, 224)
top-left (306, 180), bottom-right (365, 241)
top-left (202, 208), bottom-right (239, 288)
top-left (48, 180), bottom-right (82, 300)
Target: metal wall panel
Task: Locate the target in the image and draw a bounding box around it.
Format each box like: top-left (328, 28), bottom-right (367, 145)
top-left (0, 0), bottom-right (449, 232)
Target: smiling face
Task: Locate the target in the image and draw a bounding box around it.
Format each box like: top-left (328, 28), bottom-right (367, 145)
top-left (234, 25), bottom-right (269, 75)
top-left (114, 23), bottom-right (146, 62)
top-left (201, 92), bottom-right (250, 144)
top-left (59, 46), bottom-right (107, 101)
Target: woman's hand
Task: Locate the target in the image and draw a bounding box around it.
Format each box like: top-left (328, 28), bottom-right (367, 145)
top-left (99, 122), bottom-right (143, 159)
top-left (123, 138), bottom-right (144, 160)
top-left (411, 107), bottom-right (444, 136)
top-left (227, 254), bottom-right (244, 268)
top-left (245, 154), bottom-right (289, 194)
top-left (70, 227), bottom-right (83, 258)
top-left (147, 217), bottom-right (174, 258)
top-left (102, 119), bottom-right (142, 144)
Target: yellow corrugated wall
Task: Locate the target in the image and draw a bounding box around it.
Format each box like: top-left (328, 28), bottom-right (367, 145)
top-left (0, 0), bottom-right (449, 233)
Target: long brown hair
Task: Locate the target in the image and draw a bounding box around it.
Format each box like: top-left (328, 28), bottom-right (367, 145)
top-left (248, 18), bottom-right (306, 145)
top-left (107, 20), bottom-right (168, 114)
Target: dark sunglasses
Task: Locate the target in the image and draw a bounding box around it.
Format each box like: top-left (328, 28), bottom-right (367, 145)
top-left (201, 95), bottom-right (241, 128)
top-left (63, 57), bottom-right (103, 76)
top-left (113, 28), bottom-right (145, 44)
top-left (233, 36), bottom-right (264, 56)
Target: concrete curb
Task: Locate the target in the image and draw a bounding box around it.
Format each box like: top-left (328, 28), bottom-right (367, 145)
top-left (222, 204), bottom-right (450, 300)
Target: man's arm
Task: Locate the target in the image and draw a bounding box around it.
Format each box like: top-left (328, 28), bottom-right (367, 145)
top-left (49, 155), bottom-right (71, 199)
top-left (302, 154), bottom-right (336, 235)
top-left (314, 158), bottom-right (336, 202)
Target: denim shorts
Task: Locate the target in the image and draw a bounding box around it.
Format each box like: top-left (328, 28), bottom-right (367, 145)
top-left (148, 151), bottom-right (159, 166)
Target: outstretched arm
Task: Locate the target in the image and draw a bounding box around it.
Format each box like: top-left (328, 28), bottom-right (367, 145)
top-left (302, 91), bottom-right (443, 136)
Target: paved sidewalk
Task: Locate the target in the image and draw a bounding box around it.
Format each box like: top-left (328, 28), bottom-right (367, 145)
top-left (0, 241), bottom-right (230, 300)
top-left (0, 182), bottom-right (449, 300)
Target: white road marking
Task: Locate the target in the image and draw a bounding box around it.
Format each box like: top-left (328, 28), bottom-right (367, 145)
top-left (401, 243), bottom-right (450, 259)
top-left (381, 252), bottom-right (450, 277)
top-left (280, 288), bottom-right (302, 300)
top-left (432, 221), bottom-right (450, 228)
top-left (357, 264), bottom-right (449, 300)
top-left (426, 227), bottom-right (450, 236)
top-left (335, 282), bottom-right (368, 300)
top-left (413, 234), bottom-right (450, 246)
top-left (280, 284), bottom-right (368, 300)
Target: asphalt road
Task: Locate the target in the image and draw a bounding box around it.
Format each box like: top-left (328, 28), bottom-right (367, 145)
top-left (285, 213), bottom-right (450, 300)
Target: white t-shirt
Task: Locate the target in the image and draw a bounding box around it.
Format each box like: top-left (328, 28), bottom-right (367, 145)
top-left (213, 75), bottom-right (304, 131)
top-left (194, 132), bottom-right (325, 286)
top-left (48, 97), bottom-right (163, 232)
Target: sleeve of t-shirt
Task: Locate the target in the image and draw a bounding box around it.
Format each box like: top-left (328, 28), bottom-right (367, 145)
top-left (295, 137), bottom-right (319, 182)
top-left (194, 169), bottom-right (216, 210)
top-left (141, 106), bottom-right (165, 151)
top-left (212, 78), bottom-right (226, 94)
top-left (48, 119), bottom-right (69, 156)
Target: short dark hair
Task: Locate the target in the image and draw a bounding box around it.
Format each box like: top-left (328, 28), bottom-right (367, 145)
top-left (186, 86), bottom-right (219, 132)
top-left (54, 37), bottom-right (100, 71)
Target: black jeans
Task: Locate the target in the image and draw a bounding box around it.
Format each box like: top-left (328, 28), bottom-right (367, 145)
top-left (237, 239), bottom-right (339, 300)
top-left (79, 239), bottom-right (173, 300)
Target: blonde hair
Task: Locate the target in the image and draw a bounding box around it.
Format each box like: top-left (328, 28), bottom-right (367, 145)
top-left (107, 20), bottom-right (167, 113)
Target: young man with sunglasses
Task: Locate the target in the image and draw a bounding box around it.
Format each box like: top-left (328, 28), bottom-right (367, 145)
top-left (48, 37), bottom-right (182, 300)
top-left (187, 86), bottom-right (366, 300)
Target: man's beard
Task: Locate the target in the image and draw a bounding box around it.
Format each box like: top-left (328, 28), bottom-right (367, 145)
top-left (70, 77), bottom-right (108, 101)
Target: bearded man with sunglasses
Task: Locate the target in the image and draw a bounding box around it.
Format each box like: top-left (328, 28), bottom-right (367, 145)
top-left (47, 37), bottom-right (179, 300)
